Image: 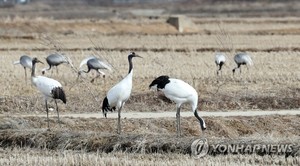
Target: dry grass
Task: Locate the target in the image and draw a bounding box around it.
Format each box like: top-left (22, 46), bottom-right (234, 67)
top-left (0, 16), bottom-right (300, 164)
top-left (1, 147), bottom-right (298, 166)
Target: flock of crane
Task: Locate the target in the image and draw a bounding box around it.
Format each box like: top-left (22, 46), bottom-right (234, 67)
top-left (13, 52), bottom-right (253, 137)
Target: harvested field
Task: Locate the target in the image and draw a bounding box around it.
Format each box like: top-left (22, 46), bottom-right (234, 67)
top-left (1, 1), bottom-right (300, 165)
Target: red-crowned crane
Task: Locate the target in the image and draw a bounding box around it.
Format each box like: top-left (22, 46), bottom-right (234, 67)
top-left (13, 55), bottom-right (32, 83)
top-left (232, 52), bottom-right (253, 75)
top-left (31, 57), bottom-right (67, 129)
top-left (78, 56), bottom-right (112, 83)
top-left (215, 52), bottom-right (226, 76)
top-left (149, 75), bottom-right (206, 137)
top-left (42, 53), bottom-right (70, 75)
top-left (102, 52), bottom-right (142, 134)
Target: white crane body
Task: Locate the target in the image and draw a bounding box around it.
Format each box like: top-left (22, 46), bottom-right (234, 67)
top-left (215, 53), bottom-right (226, 75)
top-left (31, 57), bottom-right (66, 128)
top-left (102, 52), bottom-right (141, 134)
top-left (149, 75), bottom-right (206, 137)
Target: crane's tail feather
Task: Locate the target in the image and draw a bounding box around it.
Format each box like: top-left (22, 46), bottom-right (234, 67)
top-left (52, 87), bottom-right (67, 104)
top-left (102, 97), bottom-right (115, 118)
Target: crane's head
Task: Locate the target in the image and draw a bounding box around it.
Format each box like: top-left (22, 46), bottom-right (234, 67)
top-left (232, 68), bottom-right (236, 75)
top-left (32, 58), bottom-right (44, 65)
top-left (128, 52), bottom-right (142, 59)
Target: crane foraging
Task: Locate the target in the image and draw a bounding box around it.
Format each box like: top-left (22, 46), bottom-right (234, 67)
top-left (149, 75), bottom-right (206, 137)
top-left (102, 52), bottom-right (142, 134)
top-left (232, 52), bottom-right (253, 75)
top-left (31, 57), bottom-right (67, 129)
top-left (215, 52), bottom-right (226, 76)
top-left (42, 53), bottom-right (70, 75)
top-left (13, 55), bottom-right (32, 83)
top-left (78, 56), bottom-right (112, 83)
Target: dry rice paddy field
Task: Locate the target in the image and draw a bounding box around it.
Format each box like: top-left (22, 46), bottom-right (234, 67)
top-left (0, 16), bottom-right (300, 165)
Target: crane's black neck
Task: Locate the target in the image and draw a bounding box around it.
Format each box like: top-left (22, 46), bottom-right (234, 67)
top-left (194, 110), bottom-right (206, 131)
top-left (31, 61), bottom-right (37, 77)
top-left (128, 55), bottom-right (134, 74)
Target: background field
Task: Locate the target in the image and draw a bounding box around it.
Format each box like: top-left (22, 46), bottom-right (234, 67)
top-left (0, 0), bottom-right (300, 165)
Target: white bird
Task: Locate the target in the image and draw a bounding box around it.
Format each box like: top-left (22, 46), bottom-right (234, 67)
top-left (232, 52), bottom-right (253, 75)
top-left (13, 55), bottom-right (32, 83)
top-left (215, 53), bottom-right (226, 76)
top-left (149, 75), bottom-right (206, 137)
top-left (31, 57), bottom-right (67, 129)
top-left (102, 52), bottom-right (142, 134)
top-left (78, 56), bottom-right (112, 83)
top-left (42, 53), bottom-right (70, 75)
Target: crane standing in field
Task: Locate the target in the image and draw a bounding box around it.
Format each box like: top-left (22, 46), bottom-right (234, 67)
top-left (42, 53), bottom-right (70, 75)
top-left (215, 52), bottom-right (226, 76)
top-left (78, 56), bottom-right (112, 83)
top-left (31, 57), bottom-right (67, 129)
top-left (149, 75), bottom-right (206, 137)
top-left (13, 55), bottom-right (32, 83)
top-left (232, 52), bottom-right (253, 75)
top-left (102, 52), bottom-right (142, 134)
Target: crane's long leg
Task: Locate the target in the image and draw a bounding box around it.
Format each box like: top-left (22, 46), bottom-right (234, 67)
top-left (55, 99), bottom-right (61, 127)
top-left (176, 106), bottom-right (181, 137)
top-left (117, 104), bottom-right (123, 135)
top-left (239, 65), bottom-right (242, 74)
top-left (45, 100), bottom-right (49, 129)
top-left (24, 67), bottom-right (27, 84)
top-left (91, 70), bottom-right (105, 83)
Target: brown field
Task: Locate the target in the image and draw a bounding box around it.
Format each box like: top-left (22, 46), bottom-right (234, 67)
top-left (1, 3), bottom-right (300, 165)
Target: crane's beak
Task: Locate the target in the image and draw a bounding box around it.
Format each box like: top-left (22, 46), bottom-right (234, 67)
top-left (37, 60), bottom-right (44, 64)
top-left (135, 55), bottom-right (143, 58)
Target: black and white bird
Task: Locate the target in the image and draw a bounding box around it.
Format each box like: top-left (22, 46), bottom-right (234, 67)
top-left (13, 55), bottom-right (32, 83)
top-left (102, 52), bottom-right (142, 134)
top-left (149, 75), bottom-right (206, 137)
top-left (31, 57), bottom-right (67, 129)
top-left (215, 52), bottom-right (226, 76)
top-left (232, 52), bottom-right (253, 75)
top-left (42, 53), bottom-right (70, 75)
top-left (78, 56), bottom-right (112, 83)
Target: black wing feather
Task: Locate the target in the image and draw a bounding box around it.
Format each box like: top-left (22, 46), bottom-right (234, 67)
top-left (149, 75), bottom-right (170, 90)
top-left (51, 87), bottom-right (66, 104)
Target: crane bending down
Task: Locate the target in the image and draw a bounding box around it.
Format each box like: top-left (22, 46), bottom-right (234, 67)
top-left (31, 57), bottom-right (67, 129)
top-left (42, 53), bottom-right (70, 75)
top-left (215, 53), bottom-right (226, 76)
top-left (232, 52), bottom-right (253, 75)
top-left (78, 56), bottom-right (112, 83)
top-left (149, 75), bottom-right (206, 137)
top-left (102, 52), bottom-right (142, 134)
top-left (13, 55), bottom-right (32, 83)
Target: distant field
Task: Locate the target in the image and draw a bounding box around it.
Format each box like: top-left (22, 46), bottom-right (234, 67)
top-left (0, 16), bottom-right (299, 165)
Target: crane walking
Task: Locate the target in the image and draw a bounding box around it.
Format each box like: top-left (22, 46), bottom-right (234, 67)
top-left (13, 55), bottom-right (32, 83)
top-left (102, 52), bottom-right (142, 134)
top-left (149, 75), bottom-right (206, 137)
top-left (31, 57), bottom-right (67, 129)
